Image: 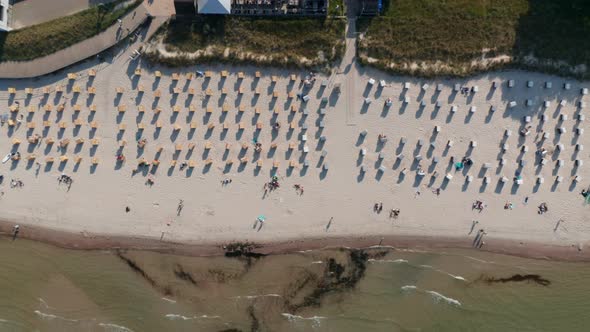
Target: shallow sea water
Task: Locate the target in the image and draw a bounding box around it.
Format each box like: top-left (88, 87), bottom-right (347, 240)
top-left (1, 238), bottom-right (589, 332)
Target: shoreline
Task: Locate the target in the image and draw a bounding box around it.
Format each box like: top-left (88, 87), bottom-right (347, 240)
top-left (2, 220), bottom-right (589, 262)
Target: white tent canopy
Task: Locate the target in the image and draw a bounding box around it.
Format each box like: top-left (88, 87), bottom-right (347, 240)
top-left (197, 0), bottom-right (231, 14)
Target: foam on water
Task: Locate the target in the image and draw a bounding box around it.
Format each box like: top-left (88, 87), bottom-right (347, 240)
top-left (161, 297), bottom-right (177, 303)
top-left (98, 322), bottom-right (135, 332)
top-left (311, 261), bottom-right (324, 264)
top-left (165, 314), bottom-right (221, 320)
top-left (400, 286), bottom-right (461, 307)
top-left (418, 265), bottom-right (467, 282)
top-left (34, 310), bottom-right (78, 322)
top-left (231, 294), bottom-right (282, 300)
top-left (368, 258), bottom-right (408, 264)
top-left (426, 291), bottom-right (462, 307)
top-left (282, 313), bottom-right (325, 328)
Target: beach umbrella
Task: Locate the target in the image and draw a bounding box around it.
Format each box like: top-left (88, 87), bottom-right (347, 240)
top-left (257, 215), bottom-right (266, 222)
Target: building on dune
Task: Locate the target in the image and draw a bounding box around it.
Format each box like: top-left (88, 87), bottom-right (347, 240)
top-left (174, 0), bottom-right (328, 16)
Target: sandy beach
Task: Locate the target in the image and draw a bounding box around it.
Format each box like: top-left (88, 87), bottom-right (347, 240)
top-left (0, 28), bottom-right (589, 261)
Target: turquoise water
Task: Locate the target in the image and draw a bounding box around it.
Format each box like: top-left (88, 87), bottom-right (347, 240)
top-left (0, 238), bottom-right (589, 331)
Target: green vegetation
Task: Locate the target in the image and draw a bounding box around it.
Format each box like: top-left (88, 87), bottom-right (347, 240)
top-left (147, 16), bottom-right (346, 69)
top-left (328, 0), bottom-right (345, 16)
top-left (358, 0), bottom-right (590, 78)
top-left (0, 0), bottom-right (141, 62)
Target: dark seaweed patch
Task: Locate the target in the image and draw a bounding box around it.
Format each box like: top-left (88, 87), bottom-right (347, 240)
top-left (223, 241), bottom-right (266, 258)
top-left (480, 274), bottom-right (551, 286)
top-left (115, 251), bottom-right (173, 295)
top-left (173, 264), bottom-right (197, 285)
top-left (208, 268), bottom-right (241, 283)
top-left (284, 249), bottom-right (369, 312)
top-left (247, 305), bottom-right (260, 332)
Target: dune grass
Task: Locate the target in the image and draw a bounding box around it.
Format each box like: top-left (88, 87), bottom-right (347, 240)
top-left (0, 0), bottom-right (141, 62)
top-left (150, 16), bottom-right (346, 69)
top-left (358, 0), bottom-right (590, 77)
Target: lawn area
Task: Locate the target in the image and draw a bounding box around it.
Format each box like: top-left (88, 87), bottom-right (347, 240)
top-left (148, 16), bottom-right (346, 69)
top-left (0, 0), bottom-right (141, 62)
top-left (358, 0), bottom-right (590, 78)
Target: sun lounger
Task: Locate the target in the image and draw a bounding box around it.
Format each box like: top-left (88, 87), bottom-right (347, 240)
top-left (207, 123), bottom-right (215, 129)
top-left (221, 70), bottom-right (229, 78)
top-left (45, 157), bottom-right (55, 163)
top-left (204, 141), bottom-right (212, 150)
top-left (91, 157), bottom-right (99, 165)
top-left (205, 71), bottom-right (213, 78)
top-left (116, 87), bottom-right (125, 94)
top-left (90, 121), bottom-right (98, 129)
top-left (67, 73), bottom-right (77, 80)
top-left (74, 119), bottom-right (84, 126)
top-left (154, 90), bottom-right (161, 98)
top-left (89, 105), bottom-right (97, 112)
top-left (88, 69), bottom-right (96, 77)
top-left (58, 122), bottom-right (67, 129)
top-left (172, 73), bottom-right (180, 81)
top-left (155, 71), bottom-right (162, 78)
top-left (118, 105), bottom-right (127, 112)
top-left (190, 122), bottom-right (197, 129)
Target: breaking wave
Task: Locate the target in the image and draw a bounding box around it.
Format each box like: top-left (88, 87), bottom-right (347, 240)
top-left (282, 313), bottom-right (326, 328)
top-left (34, 310), bottom-right (78, 323)
top-left (368, 258), bottom-right (408, 264)
top-left (165, 314), bottom-right (220, 320)
top-left (98, 323), bottom-right (135, 332)
top-left (232, 294), bottom-right (282, 300)
top-left (400, 286), bottom-right (461, 306)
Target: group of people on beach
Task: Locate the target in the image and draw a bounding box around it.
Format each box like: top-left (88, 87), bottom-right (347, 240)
top-left (372, 203), bottom-right (400, 220)
top-left (472, 200), bottom-right (486, 212)
top-left (264, 176), bottom-right (280, 192)
top-left (58, 173), bottom-right (73, 190)
top-left (293, 184), bottom-right (304, 195)
top-left (10, 179), bottom-right (24, 188)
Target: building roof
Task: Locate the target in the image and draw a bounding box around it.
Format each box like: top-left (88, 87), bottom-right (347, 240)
top-left (197, 0), bottom-right (231, 14)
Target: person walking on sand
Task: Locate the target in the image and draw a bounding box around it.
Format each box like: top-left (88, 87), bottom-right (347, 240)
top-left (177, 199), bottom-right (184, 216)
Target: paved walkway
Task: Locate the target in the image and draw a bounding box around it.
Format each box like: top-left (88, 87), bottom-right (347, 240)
top-left (12, 0), bottom-right (114, 29)
top-left (0, 2), bottom-right (166, 79)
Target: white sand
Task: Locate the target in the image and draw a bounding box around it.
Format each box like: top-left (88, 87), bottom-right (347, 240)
top-left (0, 43), bottom-right (589, 250)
